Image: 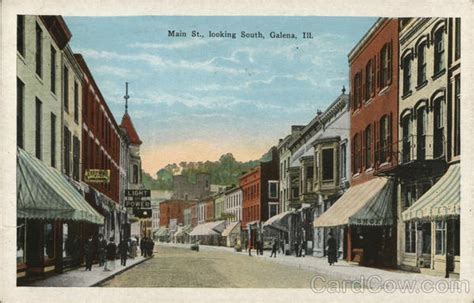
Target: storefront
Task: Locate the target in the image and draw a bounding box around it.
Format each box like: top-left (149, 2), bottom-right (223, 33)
top-left (189, 221), bottom-right (226, 245)
top-left (16, 148), bottom-right (104, 281)
top-left (314, 177), bottom-right (397, 268)
top-left (263, 210), bottom-right (292, 254)
top-left (401, 163), bottom-right (460, 277)
top-left (221, 221), bottom-right (241, 247)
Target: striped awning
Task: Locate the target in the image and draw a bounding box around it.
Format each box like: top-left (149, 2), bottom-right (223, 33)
top-left (402, 163), bottom-right (460, 221)
top-left (314, 177), bottom-right (394, 227)
top-left (17, 148), bottom-right (104, 224)
top-left (154, 227), bottom-right (169, 237)
top-left (263, 210), bottom-right (293, 232)
top-left (222, 221), bottom-right (240, 237)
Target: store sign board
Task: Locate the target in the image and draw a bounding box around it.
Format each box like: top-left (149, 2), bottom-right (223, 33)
top-left (124, 200), bottom-right (151, 208)
top-left (84, 169), bottom-right (110, 183)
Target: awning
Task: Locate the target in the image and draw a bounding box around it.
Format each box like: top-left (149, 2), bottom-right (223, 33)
top-left (263, 211), bottom-right (293, 232)
top-left (17, 148), bottom-right (104, 225)
top-left (402, 163), bottom-right (460, 221)
top-left (154, 227), bottom-right (169, 237)
top-left (314, 177), bottom-right (394, 227)
top-left (174, 225), bottom-right (193, 237)
top-left (189, 220), bottom-right (226, 236)
top-left (222, 221), bottom-right (240, 237)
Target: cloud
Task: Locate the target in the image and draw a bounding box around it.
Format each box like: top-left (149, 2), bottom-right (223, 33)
top-left (94, 65), bottom-right (140, 78)
top-left (128, 39), bottom-right (208, 50)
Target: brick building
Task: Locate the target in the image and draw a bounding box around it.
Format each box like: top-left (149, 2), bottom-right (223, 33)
top-left (159, 200), bottom-right (195, 227)
top-left (75, 54), bottom-right (122, 241)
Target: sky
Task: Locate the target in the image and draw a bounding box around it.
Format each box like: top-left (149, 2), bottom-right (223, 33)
top-left (64, 16), bottom-right (377, 176)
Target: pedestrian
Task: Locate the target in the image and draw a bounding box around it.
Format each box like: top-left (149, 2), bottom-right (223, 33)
top-left (140, 237), bottom-right (145, 257)
top-left (97, 234), bottom-right (107, 267)
top-left (280, 238), bottom-right (285, 255)
top-left (118, 238), bottom-right (129, 266)
top-left (150, 238), bottom-right (155, 257)
top-left (130, 238), bottom-right (137, 258)
top-left (326, 232), bottom-right (338, 266)
top-left (104, 237), bottom-right (117, 272)
top-left (248, 239), bottom-right (252, 257)
top-left (270, 238), bottom-right (277, 258)
top-left (84, 235), bottom-right (94, 271)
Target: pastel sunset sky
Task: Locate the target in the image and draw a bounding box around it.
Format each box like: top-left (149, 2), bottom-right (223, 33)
top-left (64, 16), bottom-right (377, 175)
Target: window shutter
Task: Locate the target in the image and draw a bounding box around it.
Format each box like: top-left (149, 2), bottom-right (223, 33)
top-left (387, 41), bottom-right (393, 85)
top-left (388, 112), bottom-right (393, 161)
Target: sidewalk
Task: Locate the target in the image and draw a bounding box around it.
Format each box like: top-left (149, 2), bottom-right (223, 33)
top-left (25, 255), bottom-right (151, 287)
top-left (159, 242), bottom-right (459, 290)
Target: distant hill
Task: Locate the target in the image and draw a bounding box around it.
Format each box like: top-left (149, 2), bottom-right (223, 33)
top-left (155, 153), bottom-right (263, 190)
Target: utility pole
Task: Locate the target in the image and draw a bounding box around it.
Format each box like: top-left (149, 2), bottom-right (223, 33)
top-left (124, 82), bottom-right (130, 113)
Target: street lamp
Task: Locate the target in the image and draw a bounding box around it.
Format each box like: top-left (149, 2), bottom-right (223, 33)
top-left (143, 211), bottom-right (148, 238)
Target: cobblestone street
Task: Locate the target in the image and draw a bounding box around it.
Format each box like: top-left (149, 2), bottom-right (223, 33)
top-left (100, 246), bottom-right (329, 288)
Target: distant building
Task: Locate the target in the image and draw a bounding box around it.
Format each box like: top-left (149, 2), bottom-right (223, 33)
top-left (159, 200), bottom-right (196, 227)
top-left (224, 186), bottom-right (243, 224)
top-left (172, 173), bottom-right (210, 200)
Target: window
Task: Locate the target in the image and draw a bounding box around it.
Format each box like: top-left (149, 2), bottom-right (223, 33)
top-left (416, 107), bottom-right (427, 160)
top-left (402, 115), bottom-right (411, 163)
top-left (133, 164), bottom-right (139, 184)
top-left (402, 54), bottom-right (412, 95)
top-left (43, 223), bottom-right (55, 261)
top-left (380, 43), bottom-right (392, 87)
top-left (421, 223), bottom-right (431, 254)
top-left (269, 203), bottom-right (278, 218)
top-left (50, 113), bottom-right (56, 167)
top-left (353, 72), bottom-right (362, 109)
top-left (17, 78), bottom-right (24, 148)
top-left (379, 116), bottom-right (389, 162)
top-left (417, 42), bottom-right (427, 85)
top-left (454, 75), bottom-right (461, 156)
top-left (35, 98), bottom-right (42, 159)
top-left (365, 59), bottom-right (375, 99)
top-left (17, 15), bottom-right (25, 56)
top-left (405, 222), bottom-right (416, 253)
top-left (268, 181), bottom-right (278, 199)
top-left (434, 28), bottom-right (445, 74)
top-left (35, 23), bottom-right (42, 77)
top-left (73, 136), bottom-right (80, 181)
top-left (403, 184), bottom-right (416, 208)
top-left (74, 82), bottom-right (79, 123)
top-left (340, 143), bottom-right (346, 179)
top-left (352, 134), bottom-right (360, 174)
top-left (433, 98), bottom-right (445, 158)
top-left (365, 125), bottom-right (372, 168)
top-left (64, 127), bottom-right (71, 176)
top-left (50, 46), bottom-right (56, 94)
top-left (455, 18), bottom-right (461, 60)
top-left (435, 220), bottom-right (445, 255)
top-left (322, 148), bottom-right (334, 181)
top-left (63, 66), bottom-right (69, 112)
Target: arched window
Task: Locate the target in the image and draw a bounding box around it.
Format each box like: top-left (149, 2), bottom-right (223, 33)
top-left (417, 42), bottom-right (427, 85)
top-left (401, 114), bottom-right (412, 163)
top-left (402, 54), bottom-right (412, 96)
top-left (433, 98), bottom-right (445, 158)
top-left (434, 27), bottom-right (445, 75)
top-left (364, 125), bottom-right (372, 168)
top-left (379, 115), bottom-right (389, 162)
top-left (416, 107), bottom-right (427, 160)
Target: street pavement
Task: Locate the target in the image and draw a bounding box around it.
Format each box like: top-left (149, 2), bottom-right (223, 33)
top-left (25, 255), bottom-right (150, 287)
top-left (100, 245), bottom-right (331, 288)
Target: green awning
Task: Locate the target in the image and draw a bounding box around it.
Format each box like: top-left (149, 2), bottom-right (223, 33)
top-left (402, 163), bottom-right (460, 221)
top-left (17, 148), bottom-right (104, 224)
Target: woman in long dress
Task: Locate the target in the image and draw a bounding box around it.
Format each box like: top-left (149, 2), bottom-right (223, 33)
top-left (327, 232), bottom-right (338, 266)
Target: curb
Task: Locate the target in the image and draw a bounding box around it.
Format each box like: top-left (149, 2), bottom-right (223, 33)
top-left (91, 256), bottom-right (152, 287)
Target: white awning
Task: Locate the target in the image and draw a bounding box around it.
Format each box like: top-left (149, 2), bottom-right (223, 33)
top-left (263, 211), bottom-right (293, 232)
top-left (189, 220), bottom-right (226, 236)
top-left (222, 221), bottom-right (240, 237)
top-left (314, 177), bottom-right (394, 227)
top-left (402, 163), bottom-right (460, 221)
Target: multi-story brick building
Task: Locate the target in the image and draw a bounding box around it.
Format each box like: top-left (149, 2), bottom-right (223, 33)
top-left (75, 54), bottom-right (122, 242)
top-left (159, 200), bottom-right (195, 227)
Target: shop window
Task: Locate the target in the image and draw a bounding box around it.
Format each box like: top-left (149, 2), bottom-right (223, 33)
top-left (43, 223), bottom-right (55, 261)
top-left (434, 28), bottom-right (445, 75)
top-left (417, 42), bottom-right (427, 85)
top-left (17, 219), bottom-right (26, 265)
top-left (322, 148), bottom-right (334, 180)
top-left (405, 222), bottom-right (416, 253)
top-left (422, 223), bottom-right (431, 254)
top-left (435, 220), bottom-right (446, 255)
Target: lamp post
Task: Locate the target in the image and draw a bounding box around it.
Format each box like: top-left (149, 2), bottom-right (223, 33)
top-left (143, 211), bottom-right (148, 238)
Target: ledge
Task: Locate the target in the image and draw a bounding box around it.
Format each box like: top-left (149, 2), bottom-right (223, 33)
top-left (431, 68), bottom-right (446, 81)
top-left (401, 90), bottom-right (412, 100)
top-left (416, 80), bottom-right (428, 90)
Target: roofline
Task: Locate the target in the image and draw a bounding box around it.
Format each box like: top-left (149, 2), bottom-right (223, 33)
top-left (348, 18), bottom-right (385, 63)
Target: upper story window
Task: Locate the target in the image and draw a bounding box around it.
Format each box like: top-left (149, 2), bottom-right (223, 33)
top-left (402, 54), bottom-right (412, 96)
top-left (402, 115), bottom-right (412, 163)
top-left (433, 97), bottom-right (445, 158)
top-left (132, 164), bottom-right (139, 184)
top-left (35, 98), bottom-right (42, 160)
top-left (455, 18), bottom-right (461, 60)
top-left (379, 115), bottom-right (389, 162)
top-left (416, 107), bottom-right (427, 160)
top-left (50, 46), bottom-right (56, 94)
top-left (379, 42), bottom-right (392, 88)
top-left (434, 27), bottom-right (445, 75)
top-left (454, 75), bottom-right (461, 156)
top-left (352, 134), bottom-right (360, 174)
top-left (322, 148), bottom-right (334, 181)
top-left (365, 59), bottom-right (375, 100)
top-left (35, 23), bottom-right (42, 77)
top-left (417, 42), bottom-right (427, 86)
top-left (17, 15), bottom-right (25, 56)
top-left (74, 82), bottom-right (79, 123)
top-left (353, 72), bottom-right (362, 110)
top-left (364, 125), bottom-right (372, 169)
top-left (17, 78), bottom-right (24, 149)
top-left (63, 66), bottom-right (69, 113)
top-left (340, 142), bottom-right (346, 179)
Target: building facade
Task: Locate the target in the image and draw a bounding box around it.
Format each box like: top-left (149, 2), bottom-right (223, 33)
top-left (224, 186), bottom-right (243, 224)
top-left (172, 173), bottom-right (210, 200)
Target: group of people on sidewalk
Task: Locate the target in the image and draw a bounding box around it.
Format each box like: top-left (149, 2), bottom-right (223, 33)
top-left (82, 234), bottom-right (153, 272)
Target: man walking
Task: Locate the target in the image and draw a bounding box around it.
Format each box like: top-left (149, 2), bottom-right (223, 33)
top-left (97, 234), bottom-right (107, 267)
top-left (118, 238), bottom-right (129, 266)
top-left (270, 238), bottom-right (277, 258)
top-left (84, 235), bottom-right (94, 271)
top-left (104, 237), bottom-right (117, 272)
top-left (326, 232), bottom-right (338, 266)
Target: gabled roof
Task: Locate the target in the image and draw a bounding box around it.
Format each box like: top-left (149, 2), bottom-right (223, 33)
top-left (120, 112), bottom-right (142, 145)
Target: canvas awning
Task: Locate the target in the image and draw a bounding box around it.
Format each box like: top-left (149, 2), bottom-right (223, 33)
top-left (402, 163), bottom-right (460, 221)
top-left (222, 221), bottom-right (240, 237)
top-left (174, 225), bottom-right (193, 237)
top-left (17, 148), bottom-right (104, 225)
top-left (263, 211), bottom-right (293, 232)
top-left (154, 227), bottom-right (169, 237)
top-left (314, 177), bottom-right (394, 227)
top-left (189, 220), bottom-right (226, 236)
